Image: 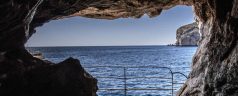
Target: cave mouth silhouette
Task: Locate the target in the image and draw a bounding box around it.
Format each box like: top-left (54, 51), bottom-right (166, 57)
top-left (25, 5), bottom-right (196, 96)
top-left (1, 0), bottom-right (237, 96)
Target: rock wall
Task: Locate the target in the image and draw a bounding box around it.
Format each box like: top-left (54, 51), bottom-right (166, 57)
top-left (178, 0), bottom-right (238, 95)
top-left (0, 0), bottom-right (237, 96)
top-left (176, 22), bottom-right (200, 46)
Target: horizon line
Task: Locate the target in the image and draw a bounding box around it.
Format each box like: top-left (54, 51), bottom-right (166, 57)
top-left (25, 44), bottom-right (171, 47)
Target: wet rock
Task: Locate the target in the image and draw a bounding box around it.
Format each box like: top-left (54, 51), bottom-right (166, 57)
top-left (176, 22), bottom-right (200, 46)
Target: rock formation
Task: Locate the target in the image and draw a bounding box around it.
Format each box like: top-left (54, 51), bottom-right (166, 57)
top-left (0, 0), bottom-right (238, 96)
top-left (176, 22), bottom-right (200, 46)
top-left (0, 49), bottom-right (97, 96)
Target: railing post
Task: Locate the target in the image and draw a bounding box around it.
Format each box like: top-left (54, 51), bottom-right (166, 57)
top-left (171, 72), bottom-right (174, 96)
top-left (123, 67), bottom-right (127, 96)
top-left (171, 72), bottom-right (188, 96)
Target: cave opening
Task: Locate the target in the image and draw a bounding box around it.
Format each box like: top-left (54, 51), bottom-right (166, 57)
top-left (25, 5), bottom-right (198, 95)
top-left (1, 0), bottom-right (238, 96)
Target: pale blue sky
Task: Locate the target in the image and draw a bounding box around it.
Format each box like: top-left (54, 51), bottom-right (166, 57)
top-left (26, 5), bottom-right (194, 47)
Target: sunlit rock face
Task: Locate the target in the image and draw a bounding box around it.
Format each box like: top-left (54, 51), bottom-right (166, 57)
top-left (176, 22), bottom-right (200, 46)
top-left (0, 0), bottom-right (238, 96)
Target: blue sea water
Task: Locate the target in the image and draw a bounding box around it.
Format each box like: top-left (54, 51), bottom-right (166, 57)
top-left (27, 46), bottom-right (197, 96)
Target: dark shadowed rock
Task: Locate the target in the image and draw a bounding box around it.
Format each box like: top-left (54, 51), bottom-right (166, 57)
top-left (176, 22), bottom-right (200, 46)
top-left (25, 57), bottom-right (98, 96)
top-left (0, 50), bottom-right (97, 96)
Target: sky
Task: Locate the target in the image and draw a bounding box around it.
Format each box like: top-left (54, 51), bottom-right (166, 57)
top-left (26, 5), bottom-right (195, 47)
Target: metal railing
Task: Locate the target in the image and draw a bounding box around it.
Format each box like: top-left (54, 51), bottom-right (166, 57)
top-left (84, 66), bottom-right (188, 96)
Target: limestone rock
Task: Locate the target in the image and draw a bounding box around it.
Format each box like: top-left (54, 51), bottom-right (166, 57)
top-left (176, 22), bottom-right (200, 46)
top-left (0, 0), bottom-right (238, 96)
top-left (178, 0), bottom-right (238, 95)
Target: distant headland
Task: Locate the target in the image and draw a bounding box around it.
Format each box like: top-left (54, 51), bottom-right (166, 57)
top-left (168, 22), bottom-right (200, 47)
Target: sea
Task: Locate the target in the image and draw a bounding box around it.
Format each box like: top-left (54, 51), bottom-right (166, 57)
top-left (27, 46), bottom-right (197, 96)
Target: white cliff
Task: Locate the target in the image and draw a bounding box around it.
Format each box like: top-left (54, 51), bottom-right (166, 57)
top-left (176, 22), bottom-right (200, 46)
